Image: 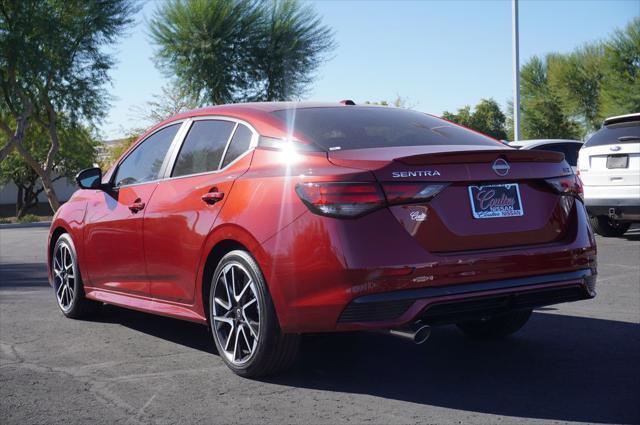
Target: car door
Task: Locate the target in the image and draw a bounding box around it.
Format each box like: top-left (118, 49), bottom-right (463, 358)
top-left (83, 122), bottom-right (183, 295)
top-left (143, 118), bottom-right (257, 303)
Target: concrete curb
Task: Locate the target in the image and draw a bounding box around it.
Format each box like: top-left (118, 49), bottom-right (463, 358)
top-left (0, 221), bottom-right (51, 229)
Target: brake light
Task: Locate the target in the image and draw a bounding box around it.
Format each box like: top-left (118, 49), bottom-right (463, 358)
top-left (295, 182), bottom-right (386, 218)
top-left (382, 182), bottom-right (449, 205)
top-left (296, 182), bottom-right (448, 218)
top-left (545, 175), bottom-right (583, 198)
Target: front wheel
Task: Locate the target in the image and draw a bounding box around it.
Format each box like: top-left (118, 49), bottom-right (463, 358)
top-left (589, 215), bottom-right (631, 237)
top-left (456, 309), bottom-right (532, 338)
top-left (51, 233), bottom-right (99, 319)
top-left (209, 250), bottom-right (299, 378)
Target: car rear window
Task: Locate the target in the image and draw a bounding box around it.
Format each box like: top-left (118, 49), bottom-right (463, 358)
top-left (270, 107), bottom-right (501, 151)
top-left (584, 121), bottom-right (640, 148)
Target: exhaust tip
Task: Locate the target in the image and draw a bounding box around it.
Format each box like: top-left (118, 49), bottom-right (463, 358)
top-left (414, 325), bottom-right (431, 345)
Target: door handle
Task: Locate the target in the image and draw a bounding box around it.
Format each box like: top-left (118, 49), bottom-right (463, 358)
top-left (128, 200), bottom-right (145, 213)
top-left (202, 191), bottom-right (224, 205)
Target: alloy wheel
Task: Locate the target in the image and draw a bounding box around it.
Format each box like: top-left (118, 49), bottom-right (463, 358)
top-left (212, 262), bottom-right (261, 366)
top-left (53, 242), bottom-right (76, 312)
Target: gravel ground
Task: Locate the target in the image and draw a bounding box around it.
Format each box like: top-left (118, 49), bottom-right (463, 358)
top-left (1, 226), bottom-right (639, 424)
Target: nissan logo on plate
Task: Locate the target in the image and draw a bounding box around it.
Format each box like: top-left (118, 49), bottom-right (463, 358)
top-left (492, 158), bottom-right (510, 176)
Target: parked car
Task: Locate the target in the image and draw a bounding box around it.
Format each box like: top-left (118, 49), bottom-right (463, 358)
top-left (578, 113), bottom-right (640, 237)
top-left (509, 139), bottom-right (583, 173)
top-left (48, 102), bottom-right (597, 377)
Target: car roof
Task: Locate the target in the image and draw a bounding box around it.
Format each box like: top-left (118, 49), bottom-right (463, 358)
top-left (509, 139), bottom-right (583, 148)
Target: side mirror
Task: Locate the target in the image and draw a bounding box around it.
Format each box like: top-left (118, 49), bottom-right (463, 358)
top-left (75, 167), bottom-right (104, 190)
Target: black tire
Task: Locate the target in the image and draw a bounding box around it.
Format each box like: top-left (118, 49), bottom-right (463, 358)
top-left (456, 309), bottom-right (532, 338)
top-left (208, 250), bottom-right (299, 378)
top-left (590, 215), bottom-right (631, 237)
top-left (52, 234), bottom-right (100, 319)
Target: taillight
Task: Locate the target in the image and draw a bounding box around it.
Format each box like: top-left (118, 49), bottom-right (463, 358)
top-left (381, 182), bottom-right (449, 205)
top-left (296, 182), bottom-right (448, 218)
top-left (545, 175), bottom-right (583, 198)
top-left (295, 182), bottom-right (386, 218)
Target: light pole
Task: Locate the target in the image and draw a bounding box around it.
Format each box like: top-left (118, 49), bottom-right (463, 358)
top-left (512, 0), bottom-right (521, 141)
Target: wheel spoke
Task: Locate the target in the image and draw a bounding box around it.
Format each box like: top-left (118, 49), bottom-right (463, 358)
top-left (54, 256), bottom-right (62, 272)
top-left (67, 283), bottom-right (75, 301)
top-left (59, 284), bottom-right (67, 304)
top-left (239, 325), bottom-right (252, 354)
top-left (213, 316), bottom-right (234, 325)
top-left (236, 279), bottom-right (252, 302)
top-left (232, 325), bottom-right (240, 361)
top-left (221, 272), bottom-right (233, 307)
top-left (57, 281), bottom-right (65, 297)
top-left (242, 298), bottom-right (256, 310)
top-left (214, 296), bottom-right (231, 310)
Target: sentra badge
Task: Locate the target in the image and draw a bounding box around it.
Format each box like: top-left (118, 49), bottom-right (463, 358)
top-left (392, 170), bottom-right (441, 178)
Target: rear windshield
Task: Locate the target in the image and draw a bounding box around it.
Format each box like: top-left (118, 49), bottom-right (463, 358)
top-left (270, 107), bottom-right (501, 151)
top-left (584, 121), bottom-right (640, 148)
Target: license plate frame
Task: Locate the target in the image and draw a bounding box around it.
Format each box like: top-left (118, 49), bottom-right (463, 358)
top-left (606, 154), bottom-right (629, 169)
top-left (468, 183), bottom-right (524, 219)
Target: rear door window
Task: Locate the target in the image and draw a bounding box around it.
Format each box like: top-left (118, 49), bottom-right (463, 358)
top-left (221, 124), bottom-right (253, 168)
top-left (172, 120), bottom-right (235, 177)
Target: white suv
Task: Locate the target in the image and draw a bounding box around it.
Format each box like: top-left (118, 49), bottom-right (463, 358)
top-left (578, 113), bottom-right (640, 237)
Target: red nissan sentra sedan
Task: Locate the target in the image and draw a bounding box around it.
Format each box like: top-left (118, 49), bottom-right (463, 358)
top-left (48, 102), bottom-right (597, 377)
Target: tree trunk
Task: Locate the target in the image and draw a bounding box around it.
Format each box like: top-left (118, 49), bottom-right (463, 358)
top-left (40, 174), bottom-right (60, 211)
top-left (15, 185), bottom-right (24, 217)
top-left (0, 101), bottom-right (33, 162)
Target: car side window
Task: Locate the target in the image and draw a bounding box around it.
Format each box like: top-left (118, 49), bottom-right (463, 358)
top-left (114, 124), bottom-right (180, 187)
top-left (221, 124), bottom-right (253, 168)
top-left (172, 120), bottom-right (235, 177)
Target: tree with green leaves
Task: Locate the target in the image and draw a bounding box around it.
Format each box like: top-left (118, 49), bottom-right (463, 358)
top-left (442, 99), bottom-right (507, 140)
top-left (249, 0), bottom-right (336, 101)
top-left (0, 119), bottom-right (97, 217)
top-left (0, 0), bottom-right (137, 211)
top-left (600, 17), bottom-right (640, 117)
top-left (547, 46), bottom-right (605, 133)
top-left (519, 56), bottom-right (580, 140)
top-left (150, 0), bottom-right (335, 104)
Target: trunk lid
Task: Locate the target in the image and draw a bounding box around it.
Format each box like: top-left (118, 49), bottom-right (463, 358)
top-left (329, 146), bottom-right (576, 253)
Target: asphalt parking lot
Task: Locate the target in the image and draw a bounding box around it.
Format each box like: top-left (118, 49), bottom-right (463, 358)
top-left (1, 225), bottom-right (639, 424)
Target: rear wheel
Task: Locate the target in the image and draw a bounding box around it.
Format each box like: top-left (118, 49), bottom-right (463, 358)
top-left (590, 215), bottom-right (631, 237)
top-left (209, 250), bottom-right (299, 378)
top-left (52, 234), bottom-right (99, 319)
top-left (456, 309), bottom-right (532, 338)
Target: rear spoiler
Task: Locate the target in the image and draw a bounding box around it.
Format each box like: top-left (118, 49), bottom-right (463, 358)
top-left (603, 113), bottom-right (640, 127)
top-left (395, 149), bottom-right (565, 165)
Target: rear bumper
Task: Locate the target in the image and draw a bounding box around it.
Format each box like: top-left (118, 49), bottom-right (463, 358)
top-left (336, 269), bottom-right (595, 330)
top-left (585, 198), bottom-right (640, 221)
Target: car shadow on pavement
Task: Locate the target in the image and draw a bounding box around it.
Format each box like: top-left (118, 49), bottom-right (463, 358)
top-left (89, 304), bottom-right (217, 354)
top-left (85, 303), bottom-right (639, 424)
top-left (4, 263), bottom-right (637, 423)
top-left (279, 313), bottom-right (640, 424)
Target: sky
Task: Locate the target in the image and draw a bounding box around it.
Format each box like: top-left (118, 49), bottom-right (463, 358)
top-left (102, 0), bottom-right (639, 139)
